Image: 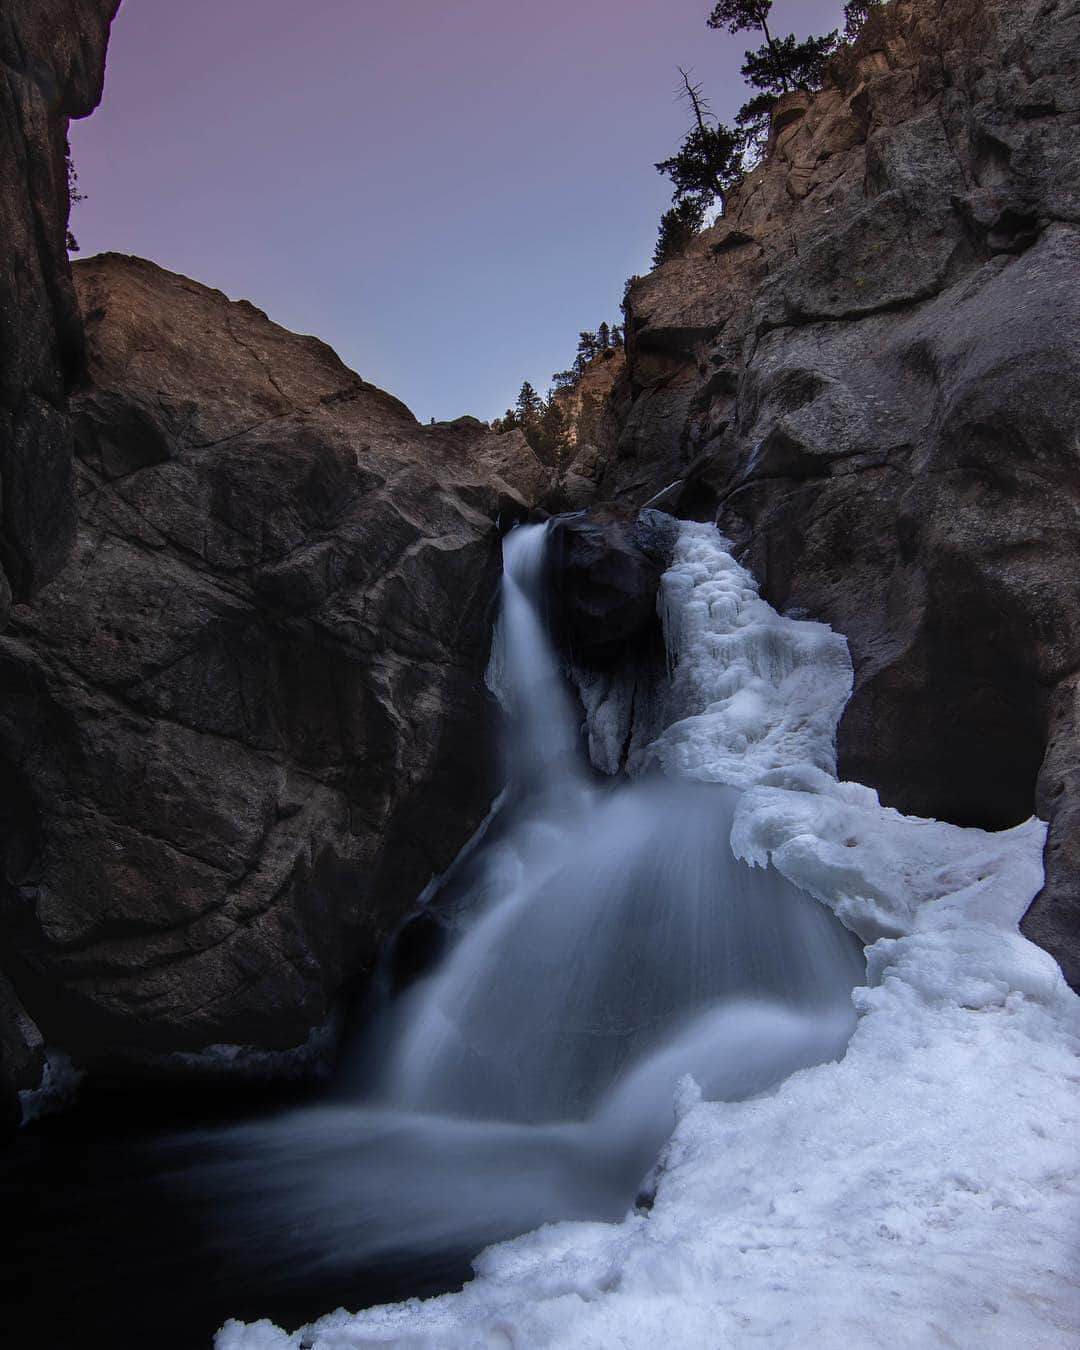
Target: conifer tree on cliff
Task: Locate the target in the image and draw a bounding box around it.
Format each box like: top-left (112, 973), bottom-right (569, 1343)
top-left (842, 0), bottom-right (883, 39)
top-left (653, 196), bottom-right (709, 266)
top-left (653, 68), bottom-right (742, 263)
top-left (597, 321), bottom-right (611, 350)
top-left (576, 331), bottom-right (600, 365)
top-left (515, 381), bottom-right (542, 425)
top-left (707, 1), bottom-right (839, 161)
top-left (655, 68), bottom-right (742, 214)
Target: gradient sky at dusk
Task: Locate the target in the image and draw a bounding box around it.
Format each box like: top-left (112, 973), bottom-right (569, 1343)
top-left (70, 0), bottom-right (846, 423)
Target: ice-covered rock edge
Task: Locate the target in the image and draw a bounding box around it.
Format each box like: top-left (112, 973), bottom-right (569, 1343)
top-left (219, 522), bottom-right (1080, 1350)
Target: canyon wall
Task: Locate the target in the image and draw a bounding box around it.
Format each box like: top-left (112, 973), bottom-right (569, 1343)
top-left (3, 0), bottom-right (1079, 1126)
top-left (0, 254), bottom-right (549, 1108)
top-left (0, 0), bottom-right (118, 617)
top-left (0, 0), bottom-right (119, 1121)
top-left (596, 0), bottom-right (1080, 986)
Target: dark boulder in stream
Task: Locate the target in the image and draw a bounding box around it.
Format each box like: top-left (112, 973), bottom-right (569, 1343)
top-left (546, 507), bottom-right (678, 663)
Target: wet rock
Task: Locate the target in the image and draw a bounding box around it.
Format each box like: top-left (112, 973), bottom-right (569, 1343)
top-left (547, 508), bottom-right (678, 663)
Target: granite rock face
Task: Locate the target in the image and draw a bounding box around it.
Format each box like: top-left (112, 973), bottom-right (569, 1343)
top-left (0, 0), bottom-right (119, 619)
top-left (0, 254), bottom-right (549, 1084)
top-left (0, 0), bottom-right (118, 1118)
top-left (596, 0), bottom-right (1080, 985)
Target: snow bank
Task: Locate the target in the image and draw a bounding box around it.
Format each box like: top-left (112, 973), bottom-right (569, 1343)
top-left (218, 522), bottom-right (1080, 1350)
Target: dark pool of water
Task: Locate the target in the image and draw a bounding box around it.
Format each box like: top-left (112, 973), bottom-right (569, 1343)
top-left (1, 1077), bottom-right (469, 1350)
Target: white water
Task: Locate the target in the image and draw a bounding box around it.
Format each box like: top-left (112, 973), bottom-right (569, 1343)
top-left (189, 519), bottom-right (863, 1285)
top-left (218, 523), bottom-right (1078, 1350)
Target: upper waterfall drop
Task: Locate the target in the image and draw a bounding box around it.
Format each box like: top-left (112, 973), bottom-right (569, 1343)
top-left (380, 517), bottom-right (863, 1131)
top-left (486, 521), bottom-right (584, 792)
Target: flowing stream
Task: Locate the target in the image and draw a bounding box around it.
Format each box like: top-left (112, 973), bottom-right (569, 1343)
top-left (5, 518), bottom-right (865, 1345)
top-left (182, 520), bottom-right (864, 1291)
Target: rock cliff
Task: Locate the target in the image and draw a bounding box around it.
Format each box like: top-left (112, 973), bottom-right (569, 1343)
top-left (0, 0), bottom-right (118, 618)
top-left (0, 0), bottom-right (118, 1122)
top-left (0, 254), bottom-right (549, 1108)
top-left (593, 0), bottom-right (1080, 986)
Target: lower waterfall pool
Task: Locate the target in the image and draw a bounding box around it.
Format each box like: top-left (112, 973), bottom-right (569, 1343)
top-left (7, 518), bottom-right (871, 1348)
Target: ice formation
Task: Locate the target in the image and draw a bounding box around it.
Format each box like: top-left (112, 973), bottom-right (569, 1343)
top-left (218, 521), bottom-right (1080, 1350)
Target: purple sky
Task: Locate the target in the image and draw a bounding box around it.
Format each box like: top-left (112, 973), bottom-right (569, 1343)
top-left (70, 0), bottom-right (846, 423)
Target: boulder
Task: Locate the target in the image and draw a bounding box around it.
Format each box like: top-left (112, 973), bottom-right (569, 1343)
top-left (547, 508), bottom-right (678, 662)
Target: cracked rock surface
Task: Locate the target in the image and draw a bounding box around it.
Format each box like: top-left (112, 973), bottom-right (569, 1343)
top-left (595, 0), bottom-right (1080, 986)
top-left (0, 254), bottom-right (549, 1081)
top-left (0, 0), bottom-right (119, 1119)
top-left (0, 0), bottom-right (119, 616)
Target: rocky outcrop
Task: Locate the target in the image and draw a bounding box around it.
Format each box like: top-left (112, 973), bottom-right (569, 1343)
top-left (0, 0), bottom-right (118, 1117)
top-left (0, 0), bottom-right (119, 621)
top-left (548, 348), bottom-right (629, 509)
top-left (0, 254), bottom-right (550, 1093)
top-left (546, 508), bottom-right (677, 663)
top-left (594, 0), bottom-right (1080, 985)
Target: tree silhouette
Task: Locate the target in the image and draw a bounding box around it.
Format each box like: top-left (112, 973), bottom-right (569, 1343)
top-left (576, 331), bottom-right (600, 364)
top-left (656, 68), bottom-right (742, 210)
top-left (706, 1), bottom-right (839, 163)
top-left (64, 138), bottom-right (84, 253)
top-left (653, 196), bottom-right (708, 266)
top-left (515, 381), bottom-right (542, 424)
top-left (843, 1), bottom-right (883, 38)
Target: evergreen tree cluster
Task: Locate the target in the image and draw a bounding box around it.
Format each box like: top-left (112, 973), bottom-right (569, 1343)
top-left (493, 319), bottom-right (625, 460)
top-left (652, 1), bottom-right (885, 263)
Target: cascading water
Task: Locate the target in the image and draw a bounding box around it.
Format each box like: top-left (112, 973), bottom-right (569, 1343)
top-left (181, 518), bottom-right (864, 1297)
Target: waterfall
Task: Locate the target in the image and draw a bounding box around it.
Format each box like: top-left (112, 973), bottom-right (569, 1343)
top-left (181, 518), bottom-right (864, 1290)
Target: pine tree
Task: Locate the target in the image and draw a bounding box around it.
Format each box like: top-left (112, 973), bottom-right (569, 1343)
top-left (537, 398), bottom-right (567, 461)
top-left (656, 68), bottom-right (742, 211)
top-left (610, 325), bottom-right (624, 347)
top-left (597, 321), bottom-right (611, 350)
top-left (706, 1), bottom-right (839, 165)
top-left (653, 196), bottom-right (708, 267)
top-left (576, 331), bottom-right (600, 365)
top-left (515, 381), bottom-right (542, 425)
top-left (843, 0), bottom-right (882, 39)
top-left (551, 369), bottom-right (578, 391)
